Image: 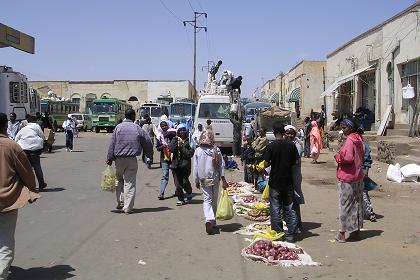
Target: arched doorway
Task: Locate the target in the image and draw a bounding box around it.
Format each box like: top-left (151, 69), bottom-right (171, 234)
top-left (101, 93), bottom-right (111, 99)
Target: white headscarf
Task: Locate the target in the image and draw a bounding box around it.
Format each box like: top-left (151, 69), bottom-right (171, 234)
top-left (284, 125), bottom-right (296, 132)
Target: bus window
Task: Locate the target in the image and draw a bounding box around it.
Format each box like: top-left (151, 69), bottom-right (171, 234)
top-left (150, 107), bottom-right (162, 117)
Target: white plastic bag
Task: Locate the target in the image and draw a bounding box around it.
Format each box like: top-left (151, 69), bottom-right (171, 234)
top-left (386, 163), bottom-right (403, 183)
top-left (400, 164), bottom-right (420, 178)
top-left (310, 146), bottom-right (318, 157)
top-left (402, 83), bottom-right (415, 99)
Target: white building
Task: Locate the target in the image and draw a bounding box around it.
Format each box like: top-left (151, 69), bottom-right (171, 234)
top-left (323, 2), bottom-right (420, 133)
top-left (281, 60), bottom-right (326, 118)
top-left (30, 80), bottom-right (194, 113)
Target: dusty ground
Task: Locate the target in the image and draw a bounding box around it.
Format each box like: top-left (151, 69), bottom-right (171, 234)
top-left (10, 133), bottom-right (420, 280)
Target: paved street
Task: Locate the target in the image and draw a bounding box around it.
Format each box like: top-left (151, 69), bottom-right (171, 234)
top-left (10, 132), bottom-right (420, 280)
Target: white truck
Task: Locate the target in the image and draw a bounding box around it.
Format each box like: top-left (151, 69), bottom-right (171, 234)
top-left (194, 78), bottom-right (243, 155)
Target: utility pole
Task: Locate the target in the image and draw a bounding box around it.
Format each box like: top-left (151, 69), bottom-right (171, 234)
top-left (184, 12), bottom-right (207, 97)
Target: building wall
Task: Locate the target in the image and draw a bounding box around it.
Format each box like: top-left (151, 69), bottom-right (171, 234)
top-left (325, 3), bottom-right (420, 126)
top-left (30, 80), bottom-right (193, 113)
top-left (282, 61), bottom-right (326, 117)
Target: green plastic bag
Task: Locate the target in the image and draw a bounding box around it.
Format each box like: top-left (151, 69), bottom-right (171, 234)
top-left (101, 165), bottom-right (116, 192)
top-left (216, 190), bottom-right (234, 220)
top-left (262, 183), bottom-right (270, 201)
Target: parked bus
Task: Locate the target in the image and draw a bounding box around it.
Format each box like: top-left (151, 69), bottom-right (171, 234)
top-left (40, 99), bottom-right (80, 131)
top-left (139, 103), bottom-right (170, 127)
top-left (169, 101), bottom-right (196, 128)
top-left (0, 66), bottom-right (33, 120)
top-left (91, 98), bottom-right (132, 133)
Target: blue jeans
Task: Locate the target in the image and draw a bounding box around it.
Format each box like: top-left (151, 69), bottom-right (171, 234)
top-left (65, 130), bottom-right (74, 150)
top-left (159, 161), bottom-right (170, 195)
top-left (269, 187), bottom-right (297, 238)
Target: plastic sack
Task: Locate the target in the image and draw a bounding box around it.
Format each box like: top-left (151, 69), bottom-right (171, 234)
top-left (262, 183), bottom-right (270, 201)
top-left (256, 161), bottom-right (265, 172)
top-left (363, 177), bottom-right (378, 191)
top-left (400, 164), bottom-right (420, 178)
top-left (216, 190), bottom-right (234, 220)
top-left (253, 229), bottom-right (285, 241)
top-left (402, 83), bottom-right (415, 99)
top-left (310, 146), bottom-right (318, 157)
top-left (386, 163), bottom-right (402, 183)
top-left (101, 165), bottom-right (116, 192)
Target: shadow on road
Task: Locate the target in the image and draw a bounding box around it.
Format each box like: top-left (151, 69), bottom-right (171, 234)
top-left (186, 199), bottom-right (203, 205)
top-left (301, 221), bottom-right (322, 230)
top-left (360, 229), bottom-right (384, 240)
top-left (218, 222), bottom-right (243, 232)
top-left (9, 265), bottom-right (76, 280)
top-left (110, 207), bottom-right (173, 214)
top-left (39, 187), bottom-right (66, 193)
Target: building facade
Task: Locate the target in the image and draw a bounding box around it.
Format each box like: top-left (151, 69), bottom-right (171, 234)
top-left (281, 60), bottom-right (326, 118)
top-left (30, 80), bottom-right (194, 113)
top-left (323, 2), bottom-right (420, 131)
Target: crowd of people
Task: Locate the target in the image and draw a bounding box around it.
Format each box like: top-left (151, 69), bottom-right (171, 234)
top-left (1, 104), bottom-right (379, 277)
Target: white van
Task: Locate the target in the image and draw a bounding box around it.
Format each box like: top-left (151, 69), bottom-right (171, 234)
top-left (194, 94), bottom-right (233, 153)
top-left (70, 113), bottom-right (93, 131)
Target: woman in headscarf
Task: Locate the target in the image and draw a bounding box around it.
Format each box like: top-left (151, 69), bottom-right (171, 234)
top-left (334, 117), bottom-right (365, 242)
top-left (193, 130), bottom-right (228, 235)
top-left (285, 125), bottom-right (305, 232)
top-left (309, 120), bottom-right (322, 163)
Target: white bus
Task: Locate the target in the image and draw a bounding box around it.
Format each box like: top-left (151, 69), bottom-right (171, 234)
top-left (0, 66), bottom-right (38, 120)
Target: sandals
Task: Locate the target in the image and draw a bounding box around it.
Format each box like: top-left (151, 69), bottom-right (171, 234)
top-left (369, 214), bottom-right (377, 222)
top-left (335, 234), bottom-right (346, 243)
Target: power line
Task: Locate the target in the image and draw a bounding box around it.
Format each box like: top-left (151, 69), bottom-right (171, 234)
top-left (158, 0), bottom-right (183, 23)
top-left (186, 0), bottom-right (195, 12)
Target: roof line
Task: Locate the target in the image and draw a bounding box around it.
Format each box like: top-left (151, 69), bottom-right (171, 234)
top-left (327, 2), bottom-right (420, 58)
top-left (287, 60), bottom-right (326, 74)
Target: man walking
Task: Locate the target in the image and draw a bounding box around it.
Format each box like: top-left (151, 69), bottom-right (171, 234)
top-left (15, 115), bottom-right (48, 190)
top-left (264, 121), bottom-right (298, 242)
top-left (6, 113), bottom-right (20, 140)
top-left (106, 109), bottom-right (153, 214)
top-left (0, 113), bottom-right (41, 279)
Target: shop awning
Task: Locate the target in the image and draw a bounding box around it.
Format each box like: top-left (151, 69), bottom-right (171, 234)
top-left (287, 87), bottom-right (301, 102)
top-left (320, 65), bottom-right (375, 98)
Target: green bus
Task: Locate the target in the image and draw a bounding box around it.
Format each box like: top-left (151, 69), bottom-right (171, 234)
top-left (91, 98), bottom-right (132, 133)
top-left (40, 99), bottom-right (80, 131)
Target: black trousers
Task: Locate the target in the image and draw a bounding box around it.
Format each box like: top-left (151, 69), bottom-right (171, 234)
top-left (24, 149), bottom-right (46, 187)
top-left (172, 167), bottom-right (192, 201)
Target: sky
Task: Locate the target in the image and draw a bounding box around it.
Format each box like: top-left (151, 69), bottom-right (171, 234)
top-left (0, 0), bottom-right (417, 98)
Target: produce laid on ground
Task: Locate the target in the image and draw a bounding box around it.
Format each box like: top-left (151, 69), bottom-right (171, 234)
top-left (244, 208), bottom-right (270, 222)
top-left (226, 181), bottom-right (253, 196)
top-left (242, 239), bottom-right (320, 267)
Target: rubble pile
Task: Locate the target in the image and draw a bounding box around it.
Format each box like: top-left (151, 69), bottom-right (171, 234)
top-left (377, 141), bottom-right (395, 164)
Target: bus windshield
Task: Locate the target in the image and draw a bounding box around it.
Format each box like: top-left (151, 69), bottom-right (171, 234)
top-left (198, 103), bottom-right (230, 119)
top-left (93, 102), bottom-right (116, 114)
top-left (171, 103), bottom-right (192, 117)
top-left (41, 103), bottom-right (48, 113)
top-left (150, 107), bottom-right (162, 117)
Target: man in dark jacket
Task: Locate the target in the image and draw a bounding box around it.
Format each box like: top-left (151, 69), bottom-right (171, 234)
top-left (169, 124), bottom-right (195, 206)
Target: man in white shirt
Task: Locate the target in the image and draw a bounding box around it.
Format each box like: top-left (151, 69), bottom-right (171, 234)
top-left (7, 113), bottom-right (20, 140)
top-left (62, 115), bottom-right (76, 152)
top-left (191, 123), bottom-right (204, 148)
top-left (15, 115), bottom-right (47, 190)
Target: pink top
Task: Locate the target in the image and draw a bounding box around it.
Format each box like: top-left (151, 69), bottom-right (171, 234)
top-left (334, 133), bottom-right (365, 183)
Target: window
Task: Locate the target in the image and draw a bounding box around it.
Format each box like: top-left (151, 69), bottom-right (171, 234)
top-left (72, 98), bottom-right (80, 104)
top-left (9, 82), bottom-right (28, 103)
top-left (198, 103), bottom-right (230, 119)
